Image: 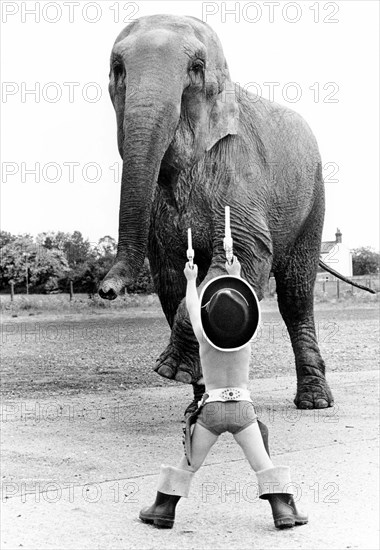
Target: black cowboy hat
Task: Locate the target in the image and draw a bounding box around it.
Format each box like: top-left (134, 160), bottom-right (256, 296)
top-left (200, 275), bottom-right (260, 351)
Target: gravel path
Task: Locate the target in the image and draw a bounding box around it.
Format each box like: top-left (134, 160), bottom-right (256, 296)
top-left (1, 304), bottom-right (379, 549)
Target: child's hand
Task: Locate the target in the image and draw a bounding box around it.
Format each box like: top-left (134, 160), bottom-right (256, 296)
top-left (184, 262), bottom-right (198, 280)
top-left (225, 256), bottom-right (241, 276)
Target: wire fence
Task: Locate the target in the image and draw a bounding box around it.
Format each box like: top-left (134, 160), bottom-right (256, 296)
top-left (267, 275), bottom-right (379, 298)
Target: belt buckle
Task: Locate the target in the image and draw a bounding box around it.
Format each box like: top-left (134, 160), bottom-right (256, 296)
top-left (220, 388), bottom-right (241, 401)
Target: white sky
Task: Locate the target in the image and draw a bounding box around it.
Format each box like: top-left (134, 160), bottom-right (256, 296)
top-left (1, 0), bottom-right (379, 251)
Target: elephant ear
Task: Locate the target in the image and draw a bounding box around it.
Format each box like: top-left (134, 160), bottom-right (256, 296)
top-left (206, 82), bottom-right (239, 152)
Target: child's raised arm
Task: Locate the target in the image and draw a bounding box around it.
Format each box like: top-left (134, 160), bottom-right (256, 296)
top-left (184, 262), bottom-right (203, 343)
top-left (225, 256), bottom-right (241, 277)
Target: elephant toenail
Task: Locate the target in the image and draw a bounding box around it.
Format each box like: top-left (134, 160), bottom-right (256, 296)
top-left (157, 365), bottom-right (175, 378)
top-left (315, 399), bottom-right (329, 409)
top-left (297, 400), bottom-right (314, 410)
top-left (175, 371), bottom-right (192, 384)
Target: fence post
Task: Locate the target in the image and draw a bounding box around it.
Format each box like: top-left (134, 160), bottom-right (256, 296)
top-left (336, 279), bottom-right (340, 299)
top-left (10, 281), bottom-right (14, 302)
top-left (69, 280), bottom-right (74, 301)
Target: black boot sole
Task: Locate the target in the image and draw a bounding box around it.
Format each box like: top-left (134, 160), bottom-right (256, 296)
top-left (275, 516), bottom-right (309, 529)
top-left (139, 511), bottom-right (174, 529)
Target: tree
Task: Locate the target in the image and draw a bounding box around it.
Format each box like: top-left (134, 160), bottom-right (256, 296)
top-left (0, 231), bottom-right (155, 294)
top-left (37, 230), bottom-right (91, 267)
top-left (66, 231), bottom-right (91, 266)
top-left (0, 235), bottom-right (34, 288)
top-left (36, 231), bottom-right (69, 251)
top-left (0, 231), bottom-right (16, 248)
top-left (352, 247), bottom-right (380, 275)
top-left (68, 236), bottom-right (117, 296)
top-left (96, 235), bottom-right (117, 257)
top-left (31, 248), bottom-right (71, 292)
top-left (36, 230), bottom-right (94, 291)
top-left (0, 235), bottom-right (70, 292)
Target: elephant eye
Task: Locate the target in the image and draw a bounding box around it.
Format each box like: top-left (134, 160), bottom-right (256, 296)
top-left (191, 60), bottom-right (205, 73)
top-left (112, 62), bottom-right (124, 81)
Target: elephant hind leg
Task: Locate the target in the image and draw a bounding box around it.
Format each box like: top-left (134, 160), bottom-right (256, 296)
top-left (274, 208), bottom-right (334, 409)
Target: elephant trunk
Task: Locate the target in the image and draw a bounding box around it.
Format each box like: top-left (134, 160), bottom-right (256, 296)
top-left (99, 93), bottom-right (179, 299)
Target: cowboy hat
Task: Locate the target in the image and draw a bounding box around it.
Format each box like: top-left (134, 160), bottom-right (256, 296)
top-left (200, 275), bottom-right (260, 351)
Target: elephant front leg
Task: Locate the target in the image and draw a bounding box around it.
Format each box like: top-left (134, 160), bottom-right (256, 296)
top-left (155, 299), bottom-right (201, 384)
top-left (149, 246), bottom-right (201, 383)
top-left (154, 261), bottom-right (227, 384)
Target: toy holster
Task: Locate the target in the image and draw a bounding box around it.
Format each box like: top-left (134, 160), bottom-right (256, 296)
top-left (183, 393), bottom-right (208, 466)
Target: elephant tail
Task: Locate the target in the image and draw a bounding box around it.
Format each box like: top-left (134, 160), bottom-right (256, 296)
top-left (318, 260), bottom-right (376, 294)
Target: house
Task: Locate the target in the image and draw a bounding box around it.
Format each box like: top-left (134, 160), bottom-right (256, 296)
top-left (319, 228), bottom-right (353, 278)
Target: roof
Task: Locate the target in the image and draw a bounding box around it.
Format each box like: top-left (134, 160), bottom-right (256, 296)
top-left (321, 241), bottom-right (336, 254)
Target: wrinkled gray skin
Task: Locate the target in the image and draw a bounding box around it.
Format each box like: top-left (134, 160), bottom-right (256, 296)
top-left (99, 14), bottom-right (334, 409)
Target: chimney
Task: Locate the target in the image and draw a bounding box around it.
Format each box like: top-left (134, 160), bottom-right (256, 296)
top-left (335, 228), bottom-right (342, 243)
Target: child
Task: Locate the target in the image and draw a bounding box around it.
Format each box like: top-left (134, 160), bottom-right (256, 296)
top-left (140, 257), bottom-right (308, 529)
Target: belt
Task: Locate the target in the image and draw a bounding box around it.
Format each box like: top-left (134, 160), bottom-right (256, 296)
top-left (201, 387), bottom-right (252, 404)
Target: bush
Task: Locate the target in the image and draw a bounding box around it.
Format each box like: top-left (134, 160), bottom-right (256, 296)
top-left (352, 247), bottom-right (380, 275)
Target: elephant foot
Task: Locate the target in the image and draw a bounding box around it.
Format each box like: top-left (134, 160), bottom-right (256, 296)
top-left (154, 343), bottom-right (199, 384)
top-left (294, 375), bottom-right (334, 409)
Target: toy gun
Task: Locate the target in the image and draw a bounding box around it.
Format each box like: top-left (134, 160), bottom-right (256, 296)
top-left (223, 206), bottom-right (234, 265)
top-left (187, 228), bottom-right (194, 269)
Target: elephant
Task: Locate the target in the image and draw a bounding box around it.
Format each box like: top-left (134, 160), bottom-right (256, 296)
top-left (99, 13), bottom-right (336, 410)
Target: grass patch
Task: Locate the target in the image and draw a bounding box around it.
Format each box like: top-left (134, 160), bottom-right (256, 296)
top-left (1, 288), bottom-right (377, 318)
top-left (0, 292), bottom-right (160, 317)
top-left (314, 288), bottom-right (379, 305)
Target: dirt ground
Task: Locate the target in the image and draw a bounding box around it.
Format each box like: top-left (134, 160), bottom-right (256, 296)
top-left (1, 301), bottom-right (379, 549)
